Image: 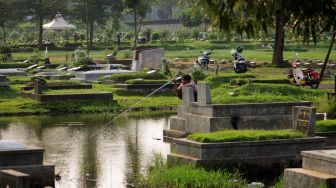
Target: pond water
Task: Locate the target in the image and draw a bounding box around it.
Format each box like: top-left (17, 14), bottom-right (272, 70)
top-left (0, 114), bottom-right (171, 188)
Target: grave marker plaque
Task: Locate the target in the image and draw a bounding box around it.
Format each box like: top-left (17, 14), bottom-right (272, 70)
top-left (293, 106), bottom-right (316, 136)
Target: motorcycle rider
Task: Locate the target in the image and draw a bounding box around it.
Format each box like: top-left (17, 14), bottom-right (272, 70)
top-left (231, 46), bottom-right (247, 73)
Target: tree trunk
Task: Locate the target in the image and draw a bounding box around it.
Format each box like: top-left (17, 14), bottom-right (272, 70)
top-left (37, 0), bottom-right (43, 49)
top-left (3, 23), bottom-right (5, 44)
top-left (38, 15), bottom-right (43, 49)
top-left (319, 30), bottom-right (336, 82)
top-left (272, 9), bottom-right (285, 66)
top-left (86, 0), bottom-right (90, 55)
top-left (89, 20), bottom-right (94, 49)
top-left (133, 9), bottom-right (138, 49)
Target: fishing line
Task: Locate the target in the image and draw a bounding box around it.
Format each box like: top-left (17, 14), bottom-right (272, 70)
top-left (89, 76), bottom-right (182, 138)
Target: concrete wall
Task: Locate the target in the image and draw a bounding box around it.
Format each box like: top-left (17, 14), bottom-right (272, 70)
top-left (137, 48), bottom-right (165, 69)
top-left (175, 102), bottom-right (312, 134)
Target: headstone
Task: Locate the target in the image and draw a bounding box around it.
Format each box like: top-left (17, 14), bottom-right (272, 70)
top-left (137, 48), bottom-right (165, 69)
top-left (293, 106), bottom-right (316, 136)
top-left (37, 66), bottom-right (45, 69)
top-left (131, 60), bottom-right (141, 72)
top-left (182, 87), bottom-right (195, 106)
top-left (27, 64), bottom-right (38, 70)
top-left (34, 79), bottom-right (44, 94)
top-left (197, 82), bottom-right (212, 106)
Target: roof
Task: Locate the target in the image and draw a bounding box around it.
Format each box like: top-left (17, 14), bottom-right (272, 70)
top-left (43, 14), bottom-right (76, 30)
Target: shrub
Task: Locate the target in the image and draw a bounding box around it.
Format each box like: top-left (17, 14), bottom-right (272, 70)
top-left (140, 154), bottom-right (247, 188)
top-left (188, 130), bottom-right (305, 143)
top-left (28, 48), bottom-right (42, 64)
top-left (73, 49), bottom-right (94, 66)
top-left (0, 46), bottom-right (12, 62)
top-left (161, 58), bottom-right (172, 77)
top-left (151, 32), bottom-right (160, 41)
top-left (176, 29), bottom-right (190, 43)
top-left (192, 28), bottom-right (201, 39)
top-left (316, 120), bottom-right (336, 132)
top-left (123, 50), bottom-right (133, 59)
top-left (158, 30), bottom-right (170, 46)
top-left (192, 68), bottom-right (207, 82)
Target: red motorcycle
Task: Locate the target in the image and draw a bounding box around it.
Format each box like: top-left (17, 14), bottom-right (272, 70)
top-left (287, 60), bottom-right (320, 89)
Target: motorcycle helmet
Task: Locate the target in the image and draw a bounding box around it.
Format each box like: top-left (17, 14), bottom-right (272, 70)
top-left (236, 46), bottom-right (243, 53)
top-left (231, 49), bottom-right (238, 57)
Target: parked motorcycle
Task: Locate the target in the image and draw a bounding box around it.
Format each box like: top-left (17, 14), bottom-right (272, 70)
top-left (231, 46), bottom-right (247, 73)
top-left (287, 59), bottom-right (320, 89)
top-left (195, 50), bottom-right (212, 70)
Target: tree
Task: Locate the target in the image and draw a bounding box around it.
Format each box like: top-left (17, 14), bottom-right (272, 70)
top-left (179, 8), bottom-right (202, 29)
top-left (157, 0), bottom-right (178, 19)
top-left (289, 0), bottom-right (336, 84)
top-left (124, 0), bottom-right (156, 48)
top-left (9, 0), bottom-right (68, 48)
top-left (71, 0), bottom-right (111, 53)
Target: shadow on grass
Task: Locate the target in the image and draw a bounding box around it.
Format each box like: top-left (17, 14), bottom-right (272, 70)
top-left (0, 87), bottom-right (20, 99)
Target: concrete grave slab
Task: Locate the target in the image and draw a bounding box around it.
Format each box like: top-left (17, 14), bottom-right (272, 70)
top-left (0, 69), bottom-right (27, 76)
top-left (74, 70), bottom-right (134, 81)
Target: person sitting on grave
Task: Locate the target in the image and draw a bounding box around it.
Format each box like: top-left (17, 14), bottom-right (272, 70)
top-left (173, 74), bottom-right (198, 101)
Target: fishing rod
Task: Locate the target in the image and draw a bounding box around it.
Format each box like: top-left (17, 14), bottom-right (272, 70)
top-left (89, 76), bottom-right (183, 138)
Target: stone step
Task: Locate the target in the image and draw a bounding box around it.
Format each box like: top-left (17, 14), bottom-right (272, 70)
top-left (284, 168), bottom-right (336, 188)
top-left (302, 150), bottom-right (336, 176)
top-left (167, 153), bottom-right (199, 166)
top-left (163, 129), bottom-right (187, 139)
top-left (169, 116), bottom-right (186, 131)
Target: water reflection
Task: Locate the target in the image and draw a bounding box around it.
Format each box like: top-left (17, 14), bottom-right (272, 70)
top-left (0, 114), bottom-right (171, 188)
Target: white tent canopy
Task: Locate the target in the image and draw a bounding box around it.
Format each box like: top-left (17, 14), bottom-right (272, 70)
top-left (43, 14), bottom-right (76, 30)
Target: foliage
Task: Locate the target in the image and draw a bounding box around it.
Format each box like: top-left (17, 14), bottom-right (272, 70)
top-left (176, 29), bottom-right (190, 43)
top-left (151, 32), bottom-right (160, 41)
top-left (0, 46), bottom-right (12, 61)
top-left (161, 58), bottom-right (172, 77)
top-left (192, 28), bottom-right (201, 39)
top-left (73, 49), bottom-right (93, 66)
top-left (125, 79), bottom-right (168, 84)
top-left (123, 0), bottom-right (157, 47)
top-left (188, 130), bottom-right (305, 143)
top-left (314, 97), bottom-right (336, 118)
top-left (28, 48), bottom-right (42, 64)
top-left (140, 154), bottom-right (247, 188)
top-left (158, 30), bottom-right (170, 46)
top-left (123, 50), bottom-right (133, 59)
top-left (316, 120), bottom-right (336, 132)
top-left (192, 68), bottom-right (206, 82)
top-left (179, 8), bottom-right (203, 28)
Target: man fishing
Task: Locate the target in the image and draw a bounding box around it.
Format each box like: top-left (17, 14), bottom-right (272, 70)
top-left (173, 74), bottom-right (198, 101)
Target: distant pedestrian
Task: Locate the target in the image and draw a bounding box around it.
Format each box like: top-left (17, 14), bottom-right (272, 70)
top-left (73, 32), bottom-right (79, 44)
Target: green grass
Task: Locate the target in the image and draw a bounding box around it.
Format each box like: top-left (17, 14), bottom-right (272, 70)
top-left (5, 40), bottom-right (335, 65)
top-left (125, 79), bottom-right (169, 84)
top-left (187, 130), bottom-right (306, 143)
top-left (141, 156), bottom-right (246, 188)
top-left (8, 76), bottom-right (32, 84)
top-left (211, 83), bottom-right (325, 104)
top-left (26, 80), bottom-right (82, 87)
top-left (316, 120), bottom-right (336, 132)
